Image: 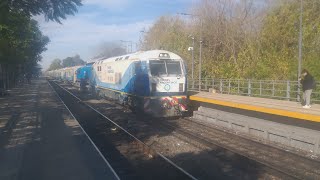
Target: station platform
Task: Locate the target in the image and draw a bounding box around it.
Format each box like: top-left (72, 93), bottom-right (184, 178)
top-left (189, 92), bottom-right (320, 130)
top-left (0, 78), bottom-right (118, 180)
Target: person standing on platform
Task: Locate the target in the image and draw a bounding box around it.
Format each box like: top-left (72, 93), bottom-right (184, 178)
top-left (26, 73), bottom-right (31, 84)
top-left (299, 69), bottom-right (316, 108)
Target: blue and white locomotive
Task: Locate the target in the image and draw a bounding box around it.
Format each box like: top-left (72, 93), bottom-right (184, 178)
top-left (48, 50), bottom-right (188, 117)
top-left (76, 62), bottom-right (94, 90)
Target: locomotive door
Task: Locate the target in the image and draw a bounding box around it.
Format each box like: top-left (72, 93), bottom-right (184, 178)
top-left (133, 61), bottom-right (141, 94)
top-left (133, 61), bottom-right (149, 96)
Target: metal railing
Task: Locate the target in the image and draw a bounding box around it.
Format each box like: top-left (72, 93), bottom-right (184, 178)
top-left (188, 79), bottom-right (320, 104)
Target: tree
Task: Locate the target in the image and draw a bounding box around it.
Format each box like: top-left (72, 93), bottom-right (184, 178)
top-left (0, 0), bottom-right (81, 89)
top-left (141, 16), bottom-right (192, 74)
top-left (141, 0), bottom-right (320, 81)
top-left (2, 0), bottom-right (82, 23)
top-left (254, 0), bottom-right (320, 80)
top-left (47, 59), bottom-right (62, 71)
top-left (61, 55), bottom-right (85, 67)
top-left (141, 0), bottom-right (261, 79)
top-left (0, 12), bottom-right (49, 88)
top-left (0, 15), bottom-right (49, 65)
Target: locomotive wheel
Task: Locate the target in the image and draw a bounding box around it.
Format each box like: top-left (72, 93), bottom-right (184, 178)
top-left (117, 93), bottom-right (125, 105)
top-left (130, 97), bottom-right (141, 113)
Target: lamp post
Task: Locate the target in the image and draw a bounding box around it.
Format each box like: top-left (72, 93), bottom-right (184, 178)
top-left (199, 39), bottom-right (202, 91)
top-left (139, 30), bottom-right (144, 51)
top-left (178, 12), bottom-right (203, 91)
top-left (140, 29), bottom-right (149, 50)
top-left (188, 35), bottom-right (195, 79)
top-left (297, 0), bottom-right (303, 101)
top-left (120, 40), bottom-right (133, 53)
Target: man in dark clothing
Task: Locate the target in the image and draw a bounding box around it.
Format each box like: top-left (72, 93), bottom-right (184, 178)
top-left (299, 69), bottom-right (315, 108)
top-left (26, 73), bottom-right (31, 84)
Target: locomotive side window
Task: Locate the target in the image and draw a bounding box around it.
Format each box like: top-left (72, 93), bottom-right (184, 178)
top-left (166, 61), bottom-right (181, 75)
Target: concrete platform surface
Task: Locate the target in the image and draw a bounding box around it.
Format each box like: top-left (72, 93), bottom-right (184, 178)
top-left (190, 92), bottom-right (320, 122)
top-left (0, 79), bottom-right (118, 180)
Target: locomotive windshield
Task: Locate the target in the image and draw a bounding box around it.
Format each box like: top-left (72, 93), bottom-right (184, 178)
top-left (149, 60), bottom-right (182, 76)
top-left (150, 61), bottom-right (166, 75)
top-left (166, 61), bottom-right (181, 74)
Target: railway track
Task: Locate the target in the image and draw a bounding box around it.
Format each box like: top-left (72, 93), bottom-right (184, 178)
top-left (48, 80), bottom-right (196, 180)
top-left (52, 80), bottom-right (320, 180)
top-left (131, 118), bottom-right (299, 179)
top-left (161, 118), bottom-right (320, 179)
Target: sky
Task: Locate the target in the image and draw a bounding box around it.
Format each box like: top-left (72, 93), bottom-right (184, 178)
top-left (36, 0), bottom-right (197, 69)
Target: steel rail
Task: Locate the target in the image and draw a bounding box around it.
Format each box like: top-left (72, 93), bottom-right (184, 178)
top-left (47, 81), bottom-right (121, 180)
top-left (49, 80), bottom-right (198, 180)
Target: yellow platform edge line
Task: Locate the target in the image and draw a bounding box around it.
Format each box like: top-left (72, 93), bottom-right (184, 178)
top-left (190, 96), bottom-right (320, 122)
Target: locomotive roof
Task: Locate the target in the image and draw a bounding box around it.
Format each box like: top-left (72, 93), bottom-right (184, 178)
top-left (49, 65), bottom-right (82, 73)
top-left (94, 50), bottom-right (183, 65)
top-left (62, 65), bottom-right (82, 70)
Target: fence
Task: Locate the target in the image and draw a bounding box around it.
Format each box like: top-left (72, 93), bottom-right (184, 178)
top-left (188, 79), bottom-right (320, 104)
top-left (0, 64), bottom-right (24, 94)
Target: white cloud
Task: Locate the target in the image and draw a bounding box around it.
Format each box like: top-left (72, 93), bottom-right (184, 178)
top-left (82, 0), bottom-right (130, 11)
top-left (82, 0), bottom-right (198, 11)
top-left (35, 0), bottom-right (197, 69)
top-left (36, 14), bottom-right (153, 69)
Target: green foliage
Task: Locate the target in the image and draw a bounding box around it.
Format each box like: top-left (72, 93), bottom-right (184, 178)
top-left (62, 55), bottom-right (85, 67)
top-left (0, 0), bottom-right (81, 89)
top-left (47, 59), bottom-right (62, 71)
top-left (141, 0), bottom-right (320, 81)
top-left (257, 0), bottom-right (320, 80)
top-left (142, 16), bottom-right (196, 77)
top-left (4, 0), bottom-right (82, 23)
top-left (47, 55), bottom-right (86, 71)
top-left (0, 12), bottom-right (49, 64)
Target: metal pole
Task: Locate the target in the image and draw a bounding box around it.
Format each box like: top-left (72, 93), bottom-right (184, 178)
top-left (248, 79), bottom-right (251, 96)
top-left (298, 0), bottom-right (303, 101)
top-left (192, 37), bottom-right (194, 80)
top-left (287, 81), bottom-right (291, 101)
top-left (260, 80), bottom-right (262, 96)
top-left (199, 40), bottom-right (202, 91)
top-left (198, 19), bottom-right (203, 91)
top-left (272, 80), bottom-right (275, 97)
top-left (140, 30), bottom-right (148, 51)
top-left (228, 79), bottom-right (231, 94)
top-left (177, 12), bottom-right (202, 86)
top-left (120, 40), bottom-right (127, 53)
top-left (212, 79), bottom-right (215, 90)
top-left (121, 40), bottom-right (133, 53)
top-left (205, 78), bottom-right (208, 90)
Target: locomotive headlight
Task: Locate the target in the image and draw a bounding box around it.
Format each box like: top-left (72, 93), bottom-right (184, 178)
top-left (179, 83), bottom-right (184, 92)
top-left (152, 83), bottom-right (157, 92)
